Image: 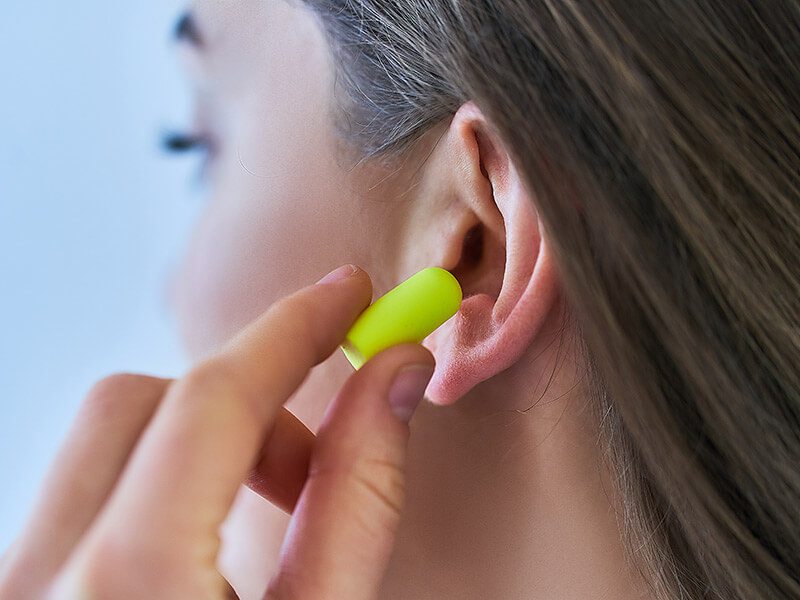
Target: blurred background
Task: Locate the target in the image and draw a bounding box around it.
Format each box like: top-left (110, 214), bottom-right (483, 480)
top-left (0, 1), bottom-right (204, 548)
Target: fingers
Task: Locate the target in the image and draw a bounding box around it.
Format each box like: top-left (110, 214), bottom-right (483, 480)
top-left (267, 344), bottom-right (434, 600)
top-left (60, 267), bottom-right (372, 595)
top-left (0, 374), bottom-right (170, 598)
top-left (9, 264), bottom-right (428, 600)
top-left (244, 407), bottom-right (315, 514)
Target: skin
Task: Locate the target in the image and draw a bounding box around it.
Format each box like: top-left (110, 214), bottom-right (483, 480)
top-left (1, 1), bottom-right (655, 599)
top-left (0, 268), bottom-right (435, 599)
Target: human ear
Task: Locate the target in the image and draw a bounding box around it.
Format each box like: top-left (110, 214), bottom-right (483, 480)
top-left (413, 103), bottom-right (560, 405)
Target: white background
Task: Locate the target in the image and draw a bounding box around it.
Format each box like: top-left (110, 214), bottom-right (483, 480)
top-left (0, 1), bottom-right (205, 549)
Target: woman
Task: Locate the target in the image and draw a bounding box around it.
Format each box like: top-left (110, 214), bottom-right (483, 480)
top-left (1, 0), bottom-right (798, 598)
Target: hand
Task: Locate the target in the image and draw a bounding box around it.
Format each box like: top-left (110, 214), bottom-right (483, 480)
top-left (0, 265), bottom-right (435, 600)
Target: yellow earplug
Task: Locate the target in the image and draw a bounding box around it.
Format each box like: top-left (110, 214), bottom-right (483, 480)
top-left (341, 267), bottom-right (462, 369)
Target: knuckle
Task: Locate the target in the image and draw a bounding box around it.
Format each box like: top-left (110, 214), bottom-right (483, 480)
top-left (176, 360), bottom-right (263, 420)
top-left (179, 361), bottom-right (233, 396)
top-left (81, 373), bottom-right (152, 421)
top-left (350, 457), bottom-right (406, 518)
top-left (312, 455), bottom-right (406, 520)
top-left (86, 372), bottom-right (141, 401)
top-left (179, 360), bottom-right (245, 401)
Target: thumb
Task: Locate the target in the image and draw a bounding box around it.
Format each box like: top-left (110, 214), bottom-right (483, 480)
top-left (265, 344), bottom-right (434, 600)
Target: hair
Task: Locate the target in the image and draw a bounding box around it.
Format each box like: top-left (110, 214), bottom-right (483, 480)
top-left (300, 1), bottom-right (800, 598)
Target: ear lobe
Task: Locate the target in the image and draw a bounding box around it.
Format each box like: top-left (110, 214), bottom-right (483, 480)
top-left (423, 104), bottom-right (560, 405)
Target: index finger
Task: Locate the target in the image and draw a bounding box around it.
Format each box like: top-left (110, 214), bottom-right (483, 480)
top-left (88, 266), bottom-right (371, 561)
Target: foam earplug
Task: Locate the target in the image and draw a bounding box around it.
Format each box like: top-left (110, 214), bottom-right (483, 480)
top-left (341, 267), bottom-right (462, 369)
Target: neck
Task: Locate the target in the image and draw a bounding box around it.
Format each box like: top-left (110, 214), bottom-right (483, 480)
top-left (217, 335), bottom-right (653, 600)
top-left (379, 354), bottom-right (651, 599)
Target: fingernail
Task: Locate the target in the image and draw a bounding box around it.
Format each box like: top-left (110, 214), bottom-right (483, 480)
top-left (316, 264), bottom-right (358, 285)
top-left (388, 366), bottom-right (434, 423)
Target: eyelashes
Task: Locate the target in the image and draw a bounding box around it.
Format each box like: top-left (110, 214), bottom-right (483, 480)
top-left (162, 130), bottom-right (217, 182)
top-left (162, 131), bottom-right (212, 153)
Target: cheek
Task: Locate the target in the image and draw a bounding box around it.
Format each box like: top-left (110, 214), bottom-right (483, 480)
top-left (172, 156), bottom-right (361, 360)
top-left (170, 80), bottom-right (409, 360)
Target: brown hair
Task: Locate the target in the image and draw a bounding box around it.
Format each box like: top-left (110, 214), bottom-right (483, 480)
top-left (301, 1), bottom-right (800, 598)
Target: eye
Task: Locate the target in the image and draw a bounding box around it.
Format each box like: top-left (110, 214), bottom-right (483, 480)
top-left (162, 131), bottom-right (211, 153)
top-left (162, 130), bottom-right (218, 182)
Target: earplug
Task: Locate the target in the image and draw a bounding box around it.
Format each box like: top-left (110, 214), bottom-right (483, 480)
top-left (341, 267), bottom-right (462, 369)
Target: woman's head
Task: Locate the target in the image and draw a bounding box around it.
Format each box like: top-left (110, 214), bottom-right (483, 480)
top-left (172, 1), bottom-right (800, 598)
top-left (300, 1), bottom-right (800, 598)
top-left (170, 0), bottom-right (438, 359)
top-left (171, 0), bottom-right (572, 414)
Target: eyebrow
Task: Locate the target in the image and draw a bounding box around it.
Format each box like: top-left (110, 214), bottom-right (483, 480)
top-left (173, 11), bottom-right (204, 48)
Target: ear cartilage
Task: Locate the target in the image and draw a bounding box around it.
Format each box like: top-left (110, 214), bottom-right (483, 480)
top-left (341, 267), bottom-right (463, 370)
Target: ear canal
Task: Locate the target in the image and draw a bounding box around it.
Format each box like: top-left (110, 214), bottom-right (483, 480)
top-left (451, 223), bottom-right (484, 292)
top-left (460, 224), bottom-right (484, 270)
top-left (449, 218), bottom-right (505, 304)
